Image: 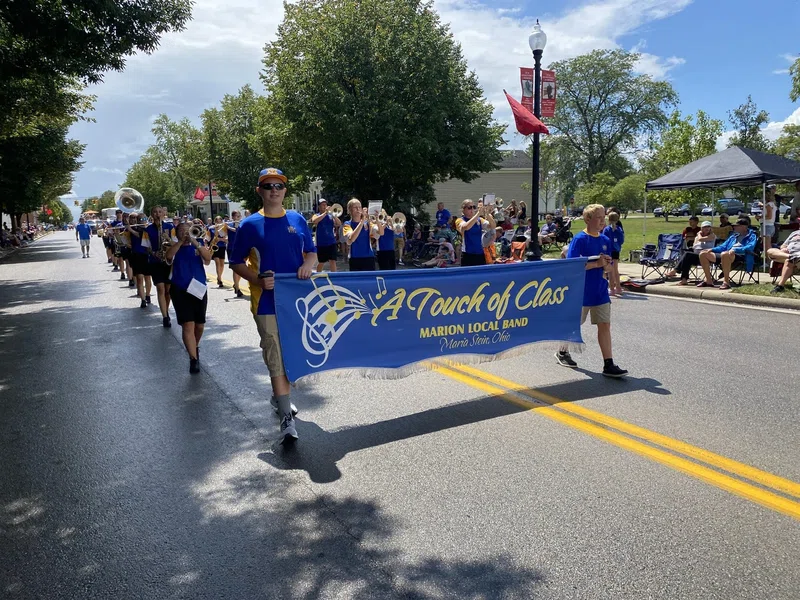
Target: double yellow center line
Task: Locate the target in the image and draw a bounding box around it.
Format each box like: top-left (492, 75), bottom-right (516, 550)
top-left (431, 360), bottom-right (800, 521)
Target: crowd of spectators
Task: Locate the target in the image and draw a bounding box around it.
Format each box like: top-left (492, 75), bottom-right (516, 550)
top-left (1, 223), bottom-right (47, 249)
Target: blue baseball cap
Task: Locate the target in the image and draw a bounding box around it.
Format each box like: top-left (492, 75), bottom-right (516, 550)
top-left (258, 168), bottom-right (287, 184)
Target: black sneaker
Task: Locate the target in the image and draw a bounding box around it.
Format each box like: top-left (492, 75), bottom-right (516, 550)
top-left (120, 273), bottom-right (126, 280)
top-left (236, 289), bottom-right (244, 298)
top-left (162, 316), bottom-right (171, 328)
top-left (280, 414), bottom-right (298, 445)
top-left (218, 281), bottom-right (224, 289)
top-left (602, 364), bottom-right (628, 378)
top-left (555, 351), bottom-right (578, 368)
top-left (140, 299), bottom-right (147, 309)
top-left (128, 280), bottom-right (135, 288)
top-left (770, 285), bottom-right (785, 294)
top-left (145, 295), bottom-right (151, 305)
top-left (112, 265), bottom-right (119, 271)
top-left (189, 358), bottom-right (200, 374)
top-left (108, 258), bottom-right (112, 264)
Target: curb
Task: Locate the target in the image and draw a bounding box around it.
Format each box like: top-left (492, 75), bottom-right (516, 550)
top-left (0, 231), bottom-right (54, 263)
top-left (624, 282), bottom-right (800, 311)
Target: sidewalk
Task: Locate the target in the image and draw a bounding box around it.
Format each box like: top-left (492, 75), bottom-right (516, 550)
top-left (0, 230), bottom-right (53, 261)
top-left (615, 261), bottom-right (800, 311)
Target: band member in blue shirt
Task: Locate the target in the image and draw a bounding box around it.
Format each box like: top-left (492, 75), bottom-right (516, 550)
top-left (208, 215), bottom-right (228, 288)
top-left (225, 210), bottom-right (244, 297)
top-left (311, 198), bottom-right (341, 272)
top-left (126, 212), bottom-right (153, 308)
top-left (165, 221), bottom-right (212, 374)
top-left (229, 167), bottom-right (317, 445)
top-left (143, 207), bottom-right (175, 327)
top-left (456, 199), bottom-right (491, 266)
top-left (376, 212), bottom-right (396, 270)
top-left (343, 198), bottom-right (377, 272)
top-left (75, 217), bottom-right (92, 258)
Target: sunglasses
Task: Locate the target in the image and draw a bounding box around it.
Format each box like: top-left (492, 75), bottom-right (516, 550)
top-left (464, 205), bottom-right (475, 210)
top-left (259, 182), bottom-right (286, 191)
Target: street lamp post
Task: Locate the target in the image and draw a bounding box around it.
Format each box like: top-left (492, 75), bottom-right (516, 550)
top-left (528, 20), bottom-right (547, 260)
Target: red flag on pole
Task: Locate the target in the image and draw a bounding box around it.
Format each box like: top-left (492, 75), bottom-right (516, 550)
top-left (504, 90), bottom-right (549, 136)
top-left (194, 187), bottom-right (206, 200)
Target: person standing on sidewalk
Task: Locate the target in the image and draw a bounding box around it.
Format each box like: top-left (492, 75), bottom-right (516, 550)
top-left (555, 204), bottom-right (628, 378)
top-left (229, 168), bottom-right (317, 445)
top-left (75, 217), bottom-right (91, 258)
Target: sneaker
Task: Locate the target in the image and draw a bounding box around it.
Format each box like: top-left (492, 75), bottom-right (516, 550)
top-left (398, 260), bottom-right (405, 266)
top-left (770, 285), bottom-right (785, 294)
top-left (602, 364), bottom-right (628, 378)
top-left (145, 295), bottom-right (151, 305)
top-left (555, 351), bottom-right (578, 368)
top-left (120, 273), bottom-right (126, 280)
top-left (279, 414), bottom-right (298, 445)
top-left (108, 258), bottom-right (112, 264)
top-left (162, 316), bottom-right (171, 328)
top-left (140, 299), bottom-right (147, 309)
top-left (128, 280), bottom-right (135, 288)
top-left (189, 358), bottom-right (200, 374)
top-left (270, 396), bottom-right (299, 416)
top-left (112, 265), bottom-right (119, 272)
top-left (236, 289), bottom-right (244, 298)
top-left (218, 282), bottom-right (224, 289)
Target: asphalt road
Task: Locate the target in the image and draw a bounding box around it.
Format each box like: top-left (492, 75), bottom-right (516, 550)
top-left (1, 231), bottom-right (798, 599)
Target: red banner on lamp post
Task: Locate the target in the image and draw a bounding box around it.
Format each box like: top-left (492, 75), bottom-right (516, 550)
top-left (519, 67), bottom-right (534, 113)
top-left (541, 70), bottom-right (556, 118)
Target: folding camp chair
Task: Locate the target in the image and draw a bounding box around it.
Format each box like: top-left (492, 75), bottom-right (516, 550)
top-left (639, 233), bottom-right (683, 279)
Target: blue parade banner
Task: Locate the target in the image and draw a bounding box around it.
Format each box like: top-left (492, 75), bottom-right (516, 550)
top-left (273, 260), bottom-right (587, 383)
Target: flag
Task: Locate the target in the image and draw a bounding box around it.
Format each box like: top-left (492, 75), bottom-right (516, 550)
top-left (504, 90), bottom-right (549, 136)
top-left (194, 187), bottom-right (206, 200)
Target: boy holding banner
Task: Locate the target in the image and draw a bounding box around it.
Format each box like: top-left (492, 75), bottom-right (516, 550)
top-left (229, 168), bottom-right (317, 444)
top-left (555, 204), bottom-right (627, 378)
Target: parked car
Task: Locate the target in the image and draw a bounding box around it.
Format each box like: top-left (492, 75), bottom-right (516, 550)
top-left (86, 219), bottom-right (97, 233)
top-left (703, 199), bottom-right (745, 216)
top-left (653, 207), bottom-right (665, 217)
top-left (570, 205), bottom-right (586, 217)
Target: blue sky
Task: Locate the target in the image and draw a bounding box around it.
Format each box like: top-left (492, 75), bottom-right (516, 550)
top-left (63, 0), bottom-right (800, 213)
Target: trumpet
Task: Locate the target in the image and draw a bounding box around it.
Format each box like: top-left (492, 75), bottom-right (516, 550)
top-left (189, 224), bottom-right (207, 241)
top-left (495, 198), bottom-right (504, 209)
top-left (328, 203), bottom-right (344, 218)
top-left (114, 187), bottom-right (145, 213)
top-left (377, 209), bottom-right (388, 224)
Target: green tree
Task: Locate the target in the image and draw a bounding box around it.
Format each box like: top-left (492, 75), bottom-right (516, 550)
top-left (574, 171), bottom-right (617, 207)
top-left (727, 95), bottom-right (772, 152)
top-left (81, 190), bottom-right (116, 214)
top-left (774, 123), bottom-right (800, 162)
top-left (790, 57), bottom-right (800, 103)
top-left (547, 49), bottom-right (677, 180)
top-left (642, 110), bottom-right (723, 220)
top-left (262, 0), bottom-right (505, 210)
top-left (149, 115), bottom-right (203, 198)
top-left (124, 152), bottom-right (186, 215)
top-left (609, 174), bottom-right (647, 215)
top-left (0, 0), bottom-right (191, 140)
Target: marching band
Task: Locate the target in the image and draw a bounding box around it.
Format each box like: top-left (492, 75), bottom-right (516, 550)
top-left (90, 169), bottom-right (413, 445)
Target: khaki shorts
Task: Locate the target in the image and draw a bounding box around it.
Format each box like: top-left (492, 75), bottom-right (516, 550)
top-left (581, 303), bottom-right (611, 325)
top-left (253, 314), bottom-right (285, 378)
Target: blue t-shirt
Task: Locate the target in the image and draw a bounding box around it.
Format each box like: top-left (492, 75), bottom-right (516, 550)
top-left (130, 228), bottom-right (146, 254)
top-left (226, 221), bottom-right (238, 249)
top-left (378, 226), bottom-right (395, 251)
top-left (76, 224), bottom-right (91, 240)
top-left (456, 216), bottom-right (486, 255)
top-left (209, 224), bottom-right (226, 249)
top-left (436, 209), bottom-right (451, 227)
top-left (229, 210), bottom-right (316, 315)
top-left (144, 222), bottom-right (175, 262)
top-left (169, 244), bottom-right (207, 294)
top-left (315, 213), bottom-right (336, 247)
top-left (567, 230), bottom-right (612, 307)
top-left (602, 225), bottom-right (624, 253)
top-left (343, 220), bottom-right (374, 258)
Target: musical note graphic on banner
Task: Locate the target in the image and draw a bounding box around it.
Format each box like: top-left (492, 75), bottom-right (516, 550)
top-left (375, 277), bottom-right (387, 300)
top-left (297, 274), bottom-right (372, 367)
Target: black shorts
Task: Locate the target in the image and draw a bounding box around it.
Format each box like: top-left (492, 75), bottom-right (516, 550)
top-left (171, 286), bottom-right (207, 325)
top-left (611, 250), bottom-right (620, 260)
top-left (120, 247), bottom-right (131, 260)
top-left (103, 237), bottom-right (113, 249)
top-left (349, 256), bottom-right (375, 272)
top-left (150, 262), bottom-right (171, 285)
top-left (317, 243), bottom-right (338, 263)
top-left (129, 252), bottom-right (149, 276)
top-left (212, 247), bottom-right (226, 260)
top-left (376, 250), bottom-right (396, 270)
top-left (461, 252), bottom-right (486, 267)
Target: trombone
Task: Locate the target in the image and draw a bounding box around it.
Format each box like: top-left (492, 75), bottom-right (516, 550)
top-left (189, 224), bottom-right (207, 241)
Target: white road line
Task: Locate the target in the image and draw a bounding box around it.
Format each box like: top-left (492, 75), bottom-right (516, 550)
top-left (626, 292), bottom-right (800, 315)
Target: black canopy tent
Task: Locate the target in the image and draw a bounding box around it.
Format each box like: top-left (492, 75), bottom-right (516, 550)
top-left (643, 147), bottom-right (800, 274)
top-left (645, 146), bottom-right (800, 190)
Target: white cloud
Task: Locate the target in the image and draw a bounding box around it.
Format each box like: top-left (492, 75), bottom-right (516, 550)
top-left (71, 0), bottom-right (694, 193)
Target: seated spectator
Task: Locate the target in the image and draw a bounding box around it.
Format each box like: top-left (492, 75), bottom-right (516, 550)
top-left (682, 216), bottom-right (701, 246)
top-left (416, 238), bottom-right (455, 268)
top-left (697, 217), bottom-right (757, 290)
top-left (538, 214), bottom-right (557, 244)
top-left (671, 221), bottom-right (716, 285)
top-left (717, 213), bottom-right (733, 234)
top-left (766, 229), bottom-right (800, 293)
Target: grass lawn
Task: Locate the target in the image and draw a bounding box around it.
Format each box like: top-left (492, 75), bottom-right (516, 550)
top-left (538, 214), bottom-right (701, 260)
top-left (731, 283), bottom-right (800, 299)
